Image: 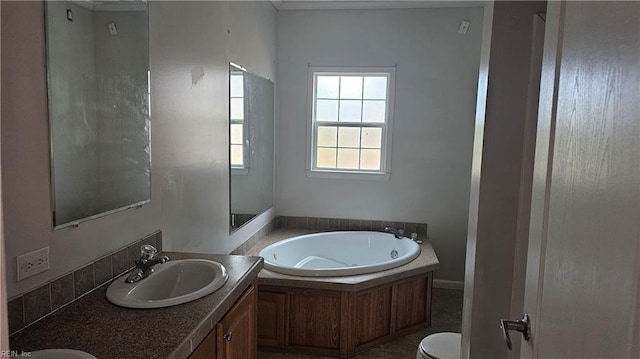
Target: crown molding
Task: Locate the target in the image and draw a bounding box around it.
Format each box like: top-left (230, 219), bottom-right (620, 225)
top-left (70, 0), bottom-right (147, 12)
top-left (270, 0), bottom-right (486, 11)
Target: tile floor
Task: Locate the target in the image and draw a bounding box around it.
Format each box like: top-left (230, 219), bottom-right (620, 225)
top-left (258, 288), bottom-right (464, 359)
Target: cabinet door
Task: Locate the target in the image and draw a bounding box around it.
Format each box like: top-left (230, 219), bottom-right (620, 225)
top-left (190, 328), bottom-right (216, 359)
top-left (217, 284), bottom-right (256, 359)
top-left (257, 291), bottom-right (287, 348)
top-left (394, 274), bottom-right (431, 332)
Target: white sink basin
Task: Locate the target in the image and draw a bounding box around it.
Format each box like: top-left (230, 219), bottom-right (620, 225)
top-left (106, 259), bottom-right (228, 309)
top-left (31, 349), bottom-right (96, 359)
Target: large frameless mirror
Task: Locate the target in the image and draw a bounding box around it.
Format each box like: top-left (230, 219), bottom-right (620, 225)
top-left (45, 1), bottom-right (150, 229)
top-left (229, 63), bottom-right (275, 232)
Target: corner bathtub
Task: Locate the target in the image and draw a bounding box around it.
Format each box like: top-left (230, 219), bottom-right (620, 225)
top-left (258, 231), bottom-right (421, 276)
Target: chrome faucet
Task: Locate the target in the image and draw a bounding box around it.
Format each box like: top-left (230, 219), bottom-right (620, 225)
top-left (125, 244), bottom-right (169, 283)
top-left (384, 227), bottom-right (408, 239)
top-left (384, 227), bottom-right (422, 244)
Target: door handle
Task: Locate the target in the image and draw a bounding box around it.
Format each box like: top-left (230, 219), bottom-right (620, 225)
top-left (500, 313), bottom-right (530, 350)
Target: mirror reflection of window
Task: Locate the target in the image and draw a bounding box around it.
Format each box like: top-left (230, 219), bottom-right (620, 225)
top-left (230, 69), bottom-right (246, 168)
top-left (228, 63), bottom-right (275, 234)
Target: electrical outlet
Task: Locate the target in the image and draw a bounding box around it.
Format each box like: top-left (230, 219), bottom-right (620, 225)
top-left (458, 20), bottom-right (471, 35)
top-left (107, 22), bottom-right (118, 36)
top-left (17, 247), bottom-right (50, 281)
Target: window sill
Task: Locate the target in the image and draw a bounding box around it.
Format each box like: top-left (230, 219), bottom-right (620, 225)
top-left (305, 169), bottom-right (390, 181)
top-left (232, 167), bottom-right (249, 176)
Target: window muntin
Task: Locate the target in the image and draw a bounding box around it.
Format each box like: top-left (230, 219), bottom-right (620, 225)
top-left (311, 71), bottom-right (392, 173)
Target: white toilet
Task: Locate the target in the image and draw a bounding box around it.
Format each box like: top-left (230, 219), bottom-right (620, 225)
top-left (416, 332), bottom-right (462, 359)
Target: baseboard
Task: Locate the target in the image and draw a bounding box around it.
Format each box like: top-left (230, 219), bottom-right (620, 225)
top-left (433, 279), bottom-right (464, 290)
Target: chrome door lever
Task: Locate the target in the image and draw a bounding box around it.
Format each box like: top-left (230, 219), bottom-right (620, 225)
top-left (500, 313), bottom-right (530, 350)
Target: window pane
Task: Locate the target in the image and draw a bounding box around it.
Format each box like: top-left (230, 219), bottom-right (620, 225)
top-left (339, 100), bottom-right (362, 122)
top-left (361, 128), bottom-right (382, 148)
top-left (362, 100), bottom-right (386, 123)
top-left (230, 74), bottom-right (244, 97)
top-left (338, 127), bottom-right (361, 148)
top-left (317, 148), bottom-right (337, 168)
top-left (230, 124), bottom-right (243, 144)
top-left (340, 76), bottom-right (363, 99)
top-left (317, 76), bottom-right (339, 99)
top-left (337, 148), bottom-right (359, 169)
top-left (231, 98), bottom-right (244, 120)
top-left (360, 149), bottom-right (381, 170)
top-left (316, 100), bottom-right (338, 122)
top-left (310, 70), bottom-right (392, 174)
top-left (317, 126), bottom-right (337, 147)
top-left (231, 144), bottom-right (244, 166)
top-left (363, 76), bottom-right (387, 100)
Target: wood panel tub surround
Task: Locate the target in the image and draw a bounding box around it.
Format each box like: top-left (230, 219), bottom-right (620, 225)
top-left (258, 272), bottom-right (433, 358)
top-left (250, 229), bottom-right (440, 358)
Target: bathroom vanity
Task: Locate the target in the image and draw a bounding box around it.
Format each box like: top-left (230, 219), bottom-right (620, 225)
top-left (190, 284), bottom-right (256, 359)
top-left (9, 253), bottom-right (263, 359)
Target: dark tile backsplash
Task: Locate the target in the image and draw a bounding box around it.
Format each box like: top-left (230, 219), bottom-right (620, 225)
top-left (275, 216), bottom-right (429, 238)
top-left (230, 219), bottom-right (276, 256)
top-left (111, 247), bottom-right (130, 276)
top-left (7, 296), bottom-right (24, 334)
top-left (22, 284), bottom-right (50, 326)
top-left (94, 256), bottom-right (113, 287)
top-left (7, 230), bottom-right (162, 335)
top-left (50, 273), bottom-right (74, 311)
top-left (127, 242), bottom-right (142, 266)
top-left (73, 264), bottom-right (95, 298)
top-left (232, 216), bottom-right (429, 256)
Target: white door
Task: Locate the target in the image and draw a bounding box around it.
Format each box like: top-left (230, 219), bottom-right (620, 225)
top-left (517, 1), bottom-right (640, 358)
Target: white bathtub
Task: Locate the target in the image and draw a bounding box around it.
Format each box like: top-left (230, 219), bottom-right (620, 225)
top-left (258, 231), bottom-right (421, 276)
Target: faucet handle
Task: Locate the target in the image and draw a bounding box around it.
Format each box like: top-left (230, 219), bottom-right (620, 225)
top-left (140, 245), bottom-right (157, 260)
top-left (411, 232), bottom-right (423, 244)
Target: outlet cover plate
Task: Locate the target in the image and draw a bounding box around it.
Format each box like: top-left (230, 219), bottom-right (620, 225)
top-left (458, 20), bottom-right (470, 35)
top-left (17, 247), bottom-right (50, 281)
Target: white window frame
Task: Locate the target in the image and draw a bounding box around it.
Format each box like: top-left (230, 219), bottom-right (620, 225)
top-left (305, 66), bottom-right (395, 180)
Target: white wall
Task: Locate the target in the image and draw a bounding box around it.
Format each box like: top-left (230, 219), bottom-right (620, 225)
top-left (461, 2), bottom-right (546, 358)
top-left (151, 1), bottom-right (277, 256)
top-left (276, 7), bottom-right (483, 283)
top-left (1, 1), bottom-right (276, 298)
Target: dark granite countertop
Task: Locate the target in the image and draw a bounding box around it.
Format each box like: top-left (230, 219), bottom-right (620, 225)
top-left (247, 228), bottom-right (440, 291)
top-left (9, 253), bottom-right (264, 359)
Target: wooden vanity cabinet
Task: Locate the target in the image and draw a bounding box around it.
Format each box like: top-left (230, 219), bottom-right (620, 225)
top-left (217, 283), bottom-right (257, 359)
top-left (190, 328), bottom-right (217, 359)
top-left (190, 282), bottom-right (257, 359)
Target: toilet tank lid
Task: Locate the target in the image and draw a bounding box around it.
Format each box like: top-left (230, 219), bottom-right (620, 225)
top-left (419, 332), bottom-right (462, 359)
